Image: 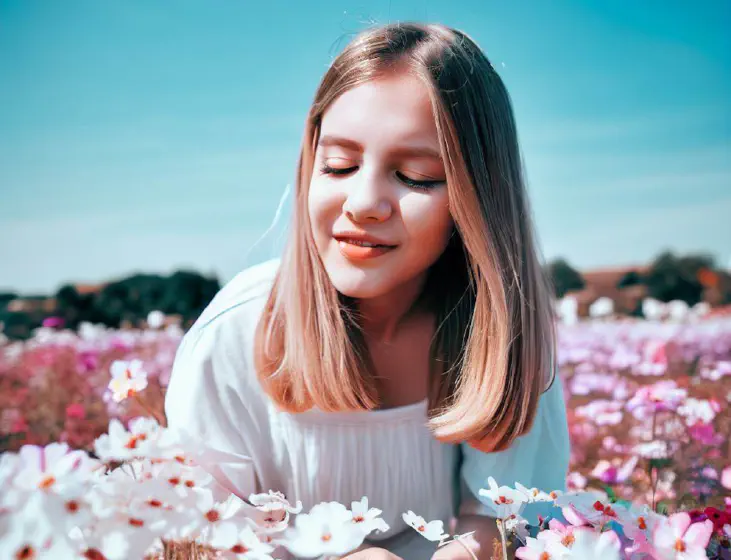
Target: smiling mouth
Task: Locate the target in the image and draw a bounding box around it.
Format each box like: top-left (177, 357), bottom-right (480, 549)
top-left (338, 239), bottom-right (395, 248)
top-left (336, 239), bottom-right (398, 260)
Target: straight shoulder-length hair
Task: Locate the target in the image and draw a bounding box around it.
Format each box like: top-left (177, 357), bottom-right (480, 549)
top-left (253, 22), bottom-right (557, 452)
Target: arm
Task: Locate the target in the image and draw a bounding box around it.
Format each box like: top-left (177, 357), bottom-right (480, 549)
top-left (436, 373), bottom-right (570, 560)
top-left (339, 544), bottom-right (404, 560)
top-left (164, 325), bottom-right (259, 498)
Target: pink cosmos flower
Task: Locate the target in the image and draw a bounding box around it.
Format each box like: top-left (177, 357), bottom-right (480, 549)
top-left (545, 518), bottom-right (580, 549)
top-left (651, 512), bottom-right (713, 559)
top-left (575, 400), bottom-right (624, 426)
top-left (566, 472), bottom-right (587, 491)
top-left (677, 397), bottom-right (721, 426)
top-left (626, 380), bottom-right (687, 420)
top-left (590, 456), bottom-right (638, 485)
top-left (65, 403), bottom-right (86, 420)
top-left (555, 492), bottom-right (622, 528)
top-left (702, 360), bottom-right (731, 381)
top-left (76, 350), bottom-right (99, 373)
top-left (643, 339), bottom-right (669, 365)
top-left (721, 466), bottom-right (731, 490)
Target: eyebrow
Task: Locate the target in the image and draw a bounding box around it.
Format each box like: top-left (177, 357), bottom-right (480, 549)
top-left (317, 134), bottom-right (442, 160)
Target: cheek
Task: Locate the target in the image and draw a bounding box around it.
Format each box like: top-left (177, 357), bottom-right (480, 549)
top-left (308, 181), bottom-right (342, 244)
top-left (307, 182), bottom-right (329, 230)
top-left (401, 193), bottom-right (453, 248)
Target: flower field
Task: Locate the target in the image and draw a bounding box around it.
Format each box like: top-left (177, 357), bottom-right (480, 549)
top-left (1, 310), bottom-right (730, 558)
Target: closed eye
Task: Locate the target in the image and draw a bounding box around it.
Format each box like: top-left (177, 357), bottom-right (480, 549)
top-left (318, 164), bottom-right (444, 191)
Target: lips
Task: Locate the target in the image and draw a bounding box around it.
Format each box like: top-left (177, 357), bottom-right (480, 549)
top-left (333, 232), bottom-right (397, 248)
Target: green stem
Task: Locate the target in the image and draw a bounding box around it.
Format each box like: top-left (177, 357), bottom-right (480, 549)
top-left (132, 393), bottom-right (166, 427)
top-left (497, 519), bottom-right (508, 560)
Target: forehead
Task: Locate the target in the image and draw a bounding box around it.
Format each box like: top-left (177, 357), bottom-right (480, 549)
top-left (319, 73), bottom-right (439, 146)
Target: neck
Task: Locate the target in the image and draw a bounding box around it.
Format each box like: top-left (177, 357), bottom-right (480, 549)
top-left (356, 272), bottom-right (430, 344)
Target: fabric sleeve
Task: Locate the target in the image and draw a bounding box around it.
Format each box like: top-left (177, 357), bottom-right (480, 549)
top-left (164, 324), bottom-right (259, 499)
top-left (458, 372), bottom-right (571, 524)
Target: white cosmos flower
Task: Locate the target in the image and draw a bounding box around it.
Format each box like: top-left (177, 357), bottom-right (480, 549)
top-left (243, 505), bottom-right (290, 536)
top-left (589, 297), bottom-right (614, 318)
top-left (557, 296), bottom-right (579, 326)
top-left (209, 523), bottom-right (275, 559)
top-left (0, 496), bottom-right (57, 560)
top-left (514, 483), bottom-right (561, 503)
top-left (564, 529), bottom-right (621, 560)
top-left (402, 510), bottom-right (448, 542)
top-left (515, 534), bottom-right (568, 560)
top-left (613, 502), bottom-right (663, 542)
top-left (555, 491), bottom-right (626, 527)
top-left (642, 298), bottom-right (666, 321)
top-left (677, 397), bottom-right (719, 426)
top-left (14, 442), bottom-right (95, 494)
top-left (666, 300), bottom-right (690, 322)
top-left (149, 460), bottom-right (217, 505)
top-left (248, 490), bottom-right (302, 514)
top-left (505, 514), bottom-right (530, 542)
top-left (477, 477), bottom-right (527, 519)
top-left (94, 417), bottom-right (180, 462)
top-left (187, 489), bottom-right (247, 543)
top-left (348, 497), bottom-right (390, 535)
top-left (146, 310), bottom-right (166, 329)
top-left (283, 501), bottom-right (364, 558)
top-left (76, 516), bottom-right (158, 560)
top-left (108, 359), bottom-right (148, 402)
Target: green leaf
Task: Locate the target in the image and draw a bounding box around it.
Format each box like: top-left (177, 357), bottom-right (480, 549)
top-left (649, 458), bottom-right (673, 470)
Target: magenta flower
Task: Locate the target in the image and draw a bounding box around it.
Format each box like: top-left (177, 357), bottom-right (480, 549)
top-left (688, 422), bottom-right (723, 446)
top-left (591, 456), bottom-right (638, 485)
top-left (41, 316), bottom-right (65, 329)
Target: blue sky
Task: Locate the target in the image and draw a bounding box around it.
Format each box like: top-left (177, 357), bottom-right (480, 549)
top-left (1, 0), bottom-right (729, 293)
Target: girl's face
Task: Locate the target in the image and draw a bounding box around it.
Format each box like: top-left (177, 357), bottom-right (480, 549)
top-left (308, 72), bottom-right (454, 301)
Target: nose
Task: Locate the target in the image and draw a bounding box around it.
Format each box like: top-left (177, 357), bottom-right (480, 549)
top-left (342, 168), bottom-right (392, 223)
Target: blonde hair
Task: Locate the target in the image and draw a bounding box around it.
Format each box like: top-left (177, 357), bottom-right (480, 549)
top-left (253, 22), bottom-right (557, 452)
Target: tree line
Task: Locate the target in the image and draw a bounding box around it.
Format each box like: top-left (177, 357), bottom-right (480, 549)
top-left (548, 251), bottom-right (731, 307)
top-left (0, 271), bottom-right (220, 340)
top-left (1, 250), bottom-right (729, 340)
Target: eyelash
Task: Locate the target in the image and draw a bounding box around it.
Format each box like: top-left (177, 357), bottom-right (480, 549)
top-left (318, 164), bottom-right (444, 192)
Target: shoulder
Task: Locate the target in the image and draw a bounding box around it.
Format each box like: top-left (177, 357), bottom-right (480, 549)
top-left (188, 257), bottom-right (281, 334)
top-left (171, 257), bottom-right (280, 390)
top-left (459, 376), bottom-right (570, 483)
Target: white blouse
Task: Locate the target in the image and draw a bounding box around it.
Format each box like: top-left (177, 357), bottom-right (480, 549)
top-left (164, 258), bottom-right (571, 559)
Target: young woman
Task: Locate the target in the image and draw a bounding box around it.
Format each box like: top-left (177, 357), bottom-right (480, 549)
top-left (165, 22), bottom-right (570, 560)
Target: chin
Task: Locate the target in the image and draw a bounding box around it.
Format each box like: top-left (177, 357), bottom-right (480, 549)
top-left (320, 259), bottom-right (391, 299)
top-left (328, 271), bottom-right (391, 300)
